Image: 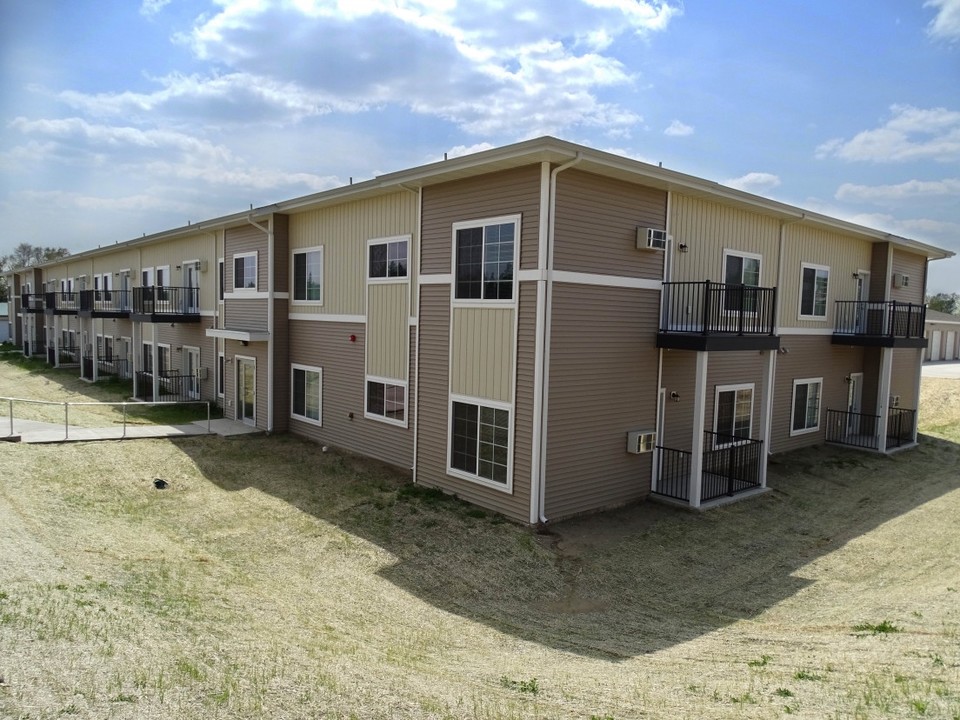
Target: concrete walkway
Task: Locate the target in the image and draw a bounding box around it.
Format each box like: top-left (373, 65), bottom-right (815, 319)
top-left (1, 418), bottom-right (261, 444)
top-left (922, 361), bottom-right (960, 379)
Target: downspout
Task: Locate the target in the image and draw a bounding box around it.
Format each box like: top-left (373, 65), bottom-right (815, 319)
top-left (401, 184), bottom-right (423, 483)
top-left (536, 152), bottom-right (582, 524)
top-left (652, 191), bottom-right (671, 494)
top-left (247, 215), bottom-right (274, 432)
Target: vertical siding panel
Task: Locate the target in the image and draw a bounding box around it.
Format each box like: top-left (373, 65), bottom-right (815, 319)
top-left (366, 282), bottom-right (408, 380)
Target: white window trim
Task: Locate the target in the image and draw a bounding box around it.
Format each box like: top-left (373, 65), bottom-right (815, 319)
top-left (790, 377), bottom-right (823, 436)
top-left (141, 267), bottom-right (154, 287)
top-left (446, 394), bottom-right (514, 493)
top-left (721, 249), bottom-right (763, 316)
top-left (367, 235), bottom-right (411, 283)
top-left (233, 251), bottom-right (258, 292)
top-left (451, 214), bottom-right (520, 307)
top-left (364, 375), bottom-right (408, 428)
top-left (798, 262), bottom-right (830, 321)
top-left (713, 382), bottom-right (754, 446)
top-left (290, 363), bottom-right (323, 427)
top-left (155, 265), bottom-right (170, 287)
top-left (291, 245), bottom-right (325, 305)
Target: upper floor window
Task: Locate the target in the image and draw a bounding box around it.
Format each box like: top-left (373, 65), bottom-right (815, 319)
top-left (723, 250), bottom-right (761, 313)
top-left (369, 238), bottom-right (408, 279)
top-left (800, 263), bottom-right (829, 319)
top-left (454, 216), bottom-right (518, 301)
top-left (291, 364), bottom-right (322, 425)
top-left (234, 252), bottom-right (257, 291)
top-left (293, 247), bottom-right (323, 302)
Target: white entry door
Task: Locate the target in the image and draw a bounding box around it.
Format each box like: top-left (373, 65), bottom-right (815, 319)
top-left (237, 358), bottom-right (256, 425)
top-left (184, 262), bottom-right (200, 313)
top-left (184, 346), bottom-right (201, 399)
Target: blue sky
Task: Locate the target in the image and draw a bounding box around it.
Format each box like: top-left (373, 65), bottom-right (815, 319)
top-left (1, 0), bottom-right (958, 290)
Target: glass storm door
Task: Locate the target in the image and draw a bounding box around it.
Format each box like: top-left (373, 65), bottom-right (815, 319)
top-left (238, 358), bottom-right (256, 425)
top-left (185, 347), bottom-right (201, 399)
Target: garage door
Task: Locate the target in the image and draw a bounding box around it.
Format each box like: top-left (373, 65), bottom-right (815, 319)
top-left (946, 331), bottom-right (957, 361)
top-left (930, 331), bottom-right (942, 361)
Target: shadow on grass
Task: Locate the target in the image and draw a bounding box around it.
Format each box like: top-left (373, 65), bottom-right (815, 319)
top-left (170, 430), bottom-right (960, 661)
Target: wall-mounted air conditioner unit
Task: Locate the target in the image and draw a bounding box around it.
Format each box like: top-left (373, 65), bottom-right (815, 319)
top-left (626, 430), bottom-right (656, 454)
top-left (196, 367), bottom-right (209, 380)
top-left (889, 395), bottom-right (901, 408)
top-left (892, 273), bottom-right (910, 289)
top-left (637, 227), bottom-right (669, 251)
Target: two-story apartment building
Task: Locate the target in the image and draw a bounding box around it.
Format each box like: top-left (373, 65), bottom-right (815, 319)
top-left (7, 137), bottom-right (952, 523)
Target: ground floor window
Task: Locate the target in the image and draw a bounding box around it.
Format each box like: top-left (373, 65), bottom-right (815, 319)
top-left (791, 378), bottom-right (822, 435)
top-left (714, 383), bottom-right (753, 443)
top-left (365, 378), bottom-right (406, 425)
top-left (450, 399), bottom-right (510, 487)
top-left (291, 364), bottom-right (322, 425)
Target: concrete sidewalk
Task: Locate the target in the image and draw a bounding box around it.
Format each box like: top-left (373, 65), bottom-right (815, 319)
top-left (1, 418), bottom-right (261, 444)
top-left (922, 361), bottom-right (960, 379)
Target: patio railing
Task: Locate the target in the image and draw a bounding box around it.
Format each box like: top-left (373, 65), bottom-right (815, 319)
top-left (660, 281), bottom-right (777, 336)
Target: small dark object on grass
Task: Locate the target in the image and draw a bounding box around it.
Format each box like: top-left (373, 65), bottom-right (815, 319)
top-left (153, 478), bottom-right (168, 490)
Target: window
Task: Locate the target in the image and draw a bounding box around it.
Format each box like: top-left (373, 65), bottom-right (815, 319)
top-left (369, 239), bottom-right (408, 279)
top-left (714, 384), bottom-right (753, 443)
top-left (293, 247), bottom-right (323, 302)
top-left (291, 365), bottom-right (322, 424)
top-left (366, 379), bottom-right (406, 424)
top-left (234, 252), bottom-right (257, 290)
top-left (218, 259), bottom-right (225, 302)
top-left (157, 345), bottom-right (170, 375)
top-left (218, 352), bottom-right (225, 397)
top-left (454, 217), bottom-right (518, 301)
top-left (723, 250), bottom-right (761, 312)
top-left (791, 378), bottom-right (822, 435)
top-left (450, 400), bottom-right (510, 486)
top-left (800, 264), bottom-right (829, 318)
top-left (142, 343), bottom-right (153, 373)
top-left (104, 336), bottom-right (113, 362)
top-left (141, 268), bottom-right (154, 287)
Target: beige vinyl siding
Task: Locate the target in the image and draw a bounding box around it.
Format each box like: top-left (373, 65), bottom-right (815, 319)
top-left (669, 194), bottom-right (781, 286)
top-left (890, 249), bottom-right (926, 304)
top-left (366, 282), bottom-right (409, 381)
top-left (287, 192), bottom-right (417, 316)
top-left (224, 299), bottom-right (268, 331)
top-left (703, 352), bottom-right (767, 439)
top-left (227, 340), bottom-right (270, 430)
top-left (770, 336), bottom-right (863, 453)
top-left (450, 307), bottom-right (514, 403)
top-left (544, 284), bottom-right (660, 519)
top-left (780, 226), bottom-right (873, 329)
top-left (154, 320), bottom-right (217, 400)
top-left (552, 169), bottom-right (666, 278)
top-left (287, 320), bottom-right (413, 468)
top-left (225, 224), bottom-right (268, 291)
top-left (140, 231), bottom-right (219, 297)
top-left (891, 348), bottom-right (922, 410)
top-left (415, 283), bottom-right (530, 522)
top-left (420, 165), bottom-right (542, 275)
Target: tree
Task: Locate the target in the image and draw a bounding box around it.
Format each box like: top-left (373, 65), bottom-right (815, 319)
top-left (0, 244), bottom-right (71, 301)
top-left (927, 292), bottom-right (960, 316)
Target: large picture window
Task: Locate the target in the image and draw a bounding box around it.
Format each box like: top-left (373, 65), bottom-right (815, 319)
top-left (366, 379), bottom-right (406, 424)
top-left (454, 217), bottom-right (518, 301)
top-left (800, 264), bottom-right (829, 318)
top-left (234, 252), bottom-right (257, 291)
top-left (791, 378), bottom-right (822, 435)
top-left (369, 239), bottom-right (408, 279)
top-left (291, 365), bottom-right (322, 425)
top-left (714, 384), bottom-right (753, 443)
top-left (293, 247), bottom-right (323, 302)
top-left (723, 250), bottom-right (761, 313)
top-left (450, 400), bottom-right (510, 486)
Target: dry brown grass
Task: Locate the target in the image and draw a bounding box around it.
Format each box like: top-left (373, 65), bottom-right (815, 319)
top-left (1, 363), bottom-right (959, 719)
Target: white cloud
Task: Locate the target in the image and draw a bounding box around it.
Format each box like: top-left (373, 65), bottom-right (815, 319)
top-left (816, 104), bottom-right (960, 162)
top-left (140, 0), bottom-right (171, 17)
top-left (844, 212), bottom-right (960, 239)
top-left (723, 172), bottom-right (781, 194)
top-left (836, 178), bottom-right (960, 202)
top-left (664, 120), bottom-right (693, 137)
top-left (926, 0), bottom-right (960, 42)
top-left (12, 189), bottom-right (194, 214)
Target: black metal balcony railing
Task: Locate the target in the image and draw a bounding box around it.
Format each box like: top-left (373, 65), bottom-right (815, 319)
top-left (833, 301), bottom-right (926, 338)
top-left (21, 293), bottom-right (45, 312)
top-left (654, 446), bottom-right (692, 501)
top-left (98, 357), bottom-right (130, 378)
top-left (49, 345), bottom-right (80, 365)
top-left (825, 407), bottom-right (915, 451)
top-left (79, 289), bottom-right (132, 314)
top-left (44, 291), bottom-right (79, 312)
top-left (133, 287), bottom-right (200, 317)
top-left (661, 281), bottom-right (777, 335)
top-left (136, 370), bottom-right (201, 402)
top-left (701, 431), bottom-right (763, 501)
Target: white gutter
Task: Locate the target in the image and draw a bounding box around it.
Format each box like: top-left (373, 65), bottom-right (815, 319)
top-left (536, 152), bottom-right (582, 524)
top-left (529, 162), bottom-right (552, 524)
top-left (408, 185), bottom-right (423, 482)
top-left (246, 215), bottom-right (274, 432)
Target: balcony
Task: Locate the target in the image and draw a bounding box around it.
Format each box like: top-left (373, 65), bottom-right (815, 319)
top-left (43, 292), bottom-right (79, 315)
top-left (825, 407), bottom-right (916, 452)
top-left (131, 287), bottom-right (201, 323)
top-left (654, 431), bottom-right (764, 506)
top-left (135, 370), bottom-right (201, 402)
top-left (21, 293), bottom-right (45, 313)
top-left (79, 289), bottom-right (132, 318)
top-left (81, 355), bottom-right (131, 381)
top-left (832, 301), bottom-right (926, 348)
top-left (657, 281), bottom-right (780, 351)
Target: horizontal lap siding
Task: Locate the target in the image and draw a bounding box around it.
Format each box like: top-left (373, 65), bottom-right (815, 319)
top-left (154, 320), bottom-right (217, 401)
top-left (544, 284), bottom-right (660, 520)
top-left (770, 336), bottom-right (863, 453)
top-left (891, 348), bottom-right (921, 410)
top-left (272, 214), bottom-right (289, 295)
top-left (891, 250), bottom-right (926, 304)
top-left (415, 284), bottom-right (531, 522)
top-left (273, 298), bottom-right (290, 433)
top-left (553, 170), bottom-right (666, 278)
top-left (661, 350), bottom-right (697, 451)
top-left (225, 300), bottom-right (268, 331)
top-left (870, 243), bottom-right (890, 300)
top-left (704, 352), bottom-right (767, 438)
top-left (228, 340), bottom-right (269, 430)
top-left (225, 224), bottom-right (269, 290)
top-left (420, 165), bottom-right (542, 275)
top-left (287, 320), bottom-right (413, 468)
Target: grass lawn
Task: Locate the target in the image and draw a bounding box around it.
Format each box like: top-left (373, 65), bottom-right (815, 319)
top-left (1, 364), bottom-right (959, 718)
